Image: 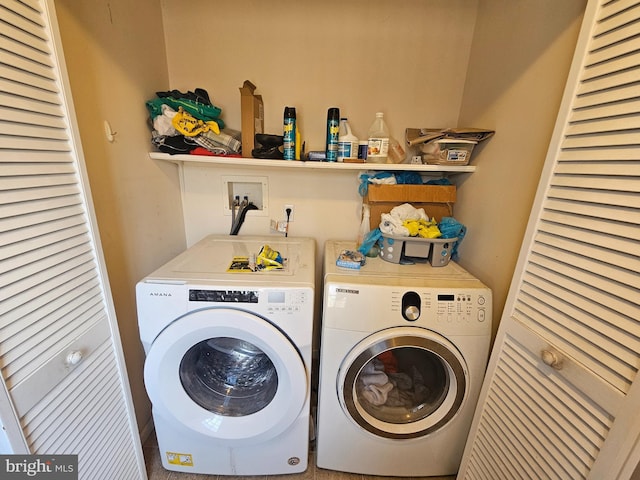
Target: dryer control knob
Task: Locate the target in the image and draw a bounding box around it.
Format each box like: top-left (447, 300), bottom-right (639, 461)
top-left (402, 291), bottom-right (421, 321)
top-left (404, 305), bottom-right (420, 321)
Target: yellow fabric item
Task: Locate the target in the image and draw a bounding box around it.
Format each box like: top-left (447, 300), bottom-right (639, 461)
top-left (172, 107), bottom-right (220, 136)
top-left (402, 219), bottom-right (442, 238)
top-left (419, 224), bottom-right (441, 238)
top-left (403, 220), bottom-right (421, 237)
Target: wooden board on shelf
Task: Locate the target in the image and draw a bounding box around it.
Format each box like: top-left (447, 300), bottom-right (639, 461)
top-left (149, 152), bottom-right (477, 173)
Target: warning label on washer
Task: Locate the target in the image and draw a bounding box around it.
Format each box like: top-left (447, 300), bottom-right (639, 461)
top-left (166, 452), bottom-right (193, 467)
top-left (227, 256), bottom-right (253, 272)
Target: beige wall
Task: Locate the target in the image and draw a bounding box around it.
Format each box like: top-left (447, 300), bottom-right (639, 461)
top-left (53, 0), bottom-right (585, 434)
top-left (54, 0), bottom-right (185, 434)
top-left (456, 0), bottom-right (587, 339)
top-left (161, 0), bottom-right (479, 149)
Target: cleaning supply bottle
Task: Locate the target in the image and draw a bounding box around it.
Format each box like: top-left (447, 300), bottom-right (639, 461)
top-left (295, 128), bottom-right (302, 160)
top-left (337, 118), bottom-right (358, 162)
top-left (283, 106), bottom-right (296, 160)
top-left (357, 204), bottom-right (371, 248)
top-left (366, 112), bottom-right (390, 163)
top-left (325, 107), bottom-right (340, 162)
top-left (357, 204), bottom-right (379, 257)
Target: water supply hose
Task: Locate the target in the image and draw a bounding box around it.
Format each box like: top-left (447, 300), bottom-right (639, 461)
top-left (230, 202), bottom-right (258, 235)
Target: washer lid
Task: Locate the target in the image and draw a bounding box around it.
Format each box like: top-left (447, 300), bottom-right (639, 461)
top-left (144, 308), bottom-right (308, 444)
top-left (142, 234), bottom-right (315, 287)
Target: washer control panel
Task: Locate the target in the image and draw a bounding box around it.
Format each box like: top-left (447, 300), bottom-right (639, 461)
top-left (189, 289), bottom-right (259, 303)
top-left (187, 287), bottom-right (312, 317)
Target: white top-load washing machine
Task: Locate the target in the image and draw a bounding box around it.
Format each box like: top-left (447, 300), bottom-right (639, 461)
top-left (316, 240), bottom-right (491, 477)
top-left (137, 235), bottom-right (315, 476)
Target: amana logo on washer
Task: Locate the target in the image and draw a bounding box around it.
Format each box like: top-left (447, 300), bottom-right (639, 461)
top-left (149, 292), bottom-right (172, 297)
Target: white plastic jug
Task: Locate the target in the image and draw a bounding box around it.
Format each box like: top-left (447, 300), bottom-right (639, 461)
top-left (366, 112), bottom-right (389, 163)
top-left (337, 118), bottom-right (358, 162)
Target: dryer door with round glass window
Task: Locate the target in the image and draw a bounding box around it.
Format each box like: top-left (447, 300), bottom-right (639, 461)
top-left (337, 326), bottom-right (468, 439)
top-left (144, 308), bottom-right (307, 445)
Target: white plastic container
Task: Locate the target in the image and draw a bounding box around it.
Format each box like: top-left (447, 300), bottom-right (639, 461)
top-left (366, 112), bottom-right (390, 163)
top-left (337, 118), bottom-right (358, 162)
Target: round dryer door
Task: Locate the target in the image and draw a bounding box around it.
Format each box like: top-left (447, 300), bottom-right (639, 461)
top-left (144, 308), bottom-right (307, 444)
top-left (338, 326), bottom-right (468, 439)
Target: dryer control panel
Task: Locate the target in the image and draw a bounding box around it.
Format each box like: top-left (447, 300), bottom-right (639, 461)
top-left (394, 289), bottom-right (490, 333)
top-left (323, 281), bottom-right (491, 336)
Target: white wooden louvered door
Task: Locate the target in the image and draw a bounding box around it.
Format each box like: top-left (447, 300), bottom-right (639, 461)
top-left (457, 0), bottom-right (640, 479)
top-left (0, 0), bottom-right (146, 478)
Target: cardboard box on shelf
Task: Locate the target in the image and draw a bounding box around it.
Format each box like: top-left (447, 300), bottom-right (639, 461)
top-left (364, 184), bottom-right (456, 229)
top-left (406, 127), bottom-right (494, 165)
top-left (405, 128), bottom-right (494, 147)
top-left (239, 80), bottom-right (264, 157)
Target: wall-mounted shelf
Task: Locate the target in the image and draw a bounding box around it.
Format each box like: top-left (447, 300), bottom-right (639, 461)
top-left (149, 152), bottom-right (477, 173)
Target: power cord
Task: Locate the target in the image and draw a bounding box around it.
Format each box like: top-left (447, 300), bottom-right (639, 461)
top-left (285, 207), bottom-right (292, 237)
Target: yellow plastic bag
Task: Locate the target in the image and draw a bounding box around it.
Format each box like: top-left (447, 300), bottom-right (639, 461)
top-left (172, 107), bottom-right (220, 136)
top-left (256, 245), bottom-right (284, 270)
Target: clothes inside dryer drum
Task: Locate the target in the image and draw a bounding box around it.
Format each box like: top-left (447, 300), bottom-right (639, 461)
top-left (356, 347), bottom-right (450, 425)
top-left (179, 336), bottom-right (279, 416)
top-left (340, 332), bottom-right (467, 439)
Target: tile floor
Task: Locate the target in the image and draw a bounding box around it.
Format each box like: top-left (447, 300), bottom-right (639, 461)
top-left (143, 432), bottom-right (455, 480)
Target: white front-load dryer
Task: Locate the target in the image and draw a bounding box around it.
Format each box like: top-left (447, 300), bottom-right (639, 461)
top-left (316, 240), bottom-right (491, 477)
top-left (136, 235), bottom-right (315, 475)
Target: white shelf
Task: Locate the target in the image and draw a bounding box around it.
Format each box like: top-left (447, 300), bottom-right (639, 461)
top-left (149, 152), bottom-right (477, 173)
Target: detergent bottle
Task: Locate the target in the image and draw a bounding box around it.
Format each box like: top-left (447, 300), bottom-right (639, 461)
top-left (337, 118), bottom-right (358, 162)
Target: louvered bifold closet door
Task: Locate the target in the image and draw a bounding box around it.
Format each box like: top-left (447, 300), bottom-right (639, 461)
top-left (0, 0), bottom-right (145, 479)
top-left (458, 0), bottom-right (640, 479)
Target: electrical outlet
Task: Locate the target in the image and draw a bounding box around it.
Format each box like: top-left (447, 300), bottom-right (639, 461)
top-left (284, 204), bottom-right (294, 222)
